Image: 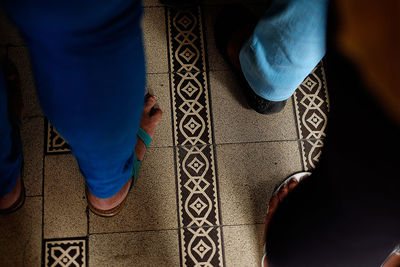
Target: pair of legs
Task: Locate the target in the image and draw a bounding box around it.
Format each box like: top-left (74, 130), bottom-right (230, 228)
top-left (217, 0), bottom-right (400, 266)
top-left (0, 0), bottom-right (161, 213)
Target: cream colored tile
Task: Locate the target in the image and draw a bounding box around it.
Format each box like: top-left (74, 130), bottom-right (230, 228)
top-left (143, 7), bottom-right (169, 74)
top-left (89, 230), bottom-right (180, 267)
top-left (146, 73), bottom-right (173, 147)
top-left (217, 141), bottom-right (302, 225)
top-left (0, 197), bottom-right (42, 266)
top-left (223, 224), bottom-right (264, 267)
top-left (44, 154), bottom-right (87, 238)
top-left (8, 47), bottom-right (43, 117)
top-left (89, 147), bottom-right (177, 233)
top-left (21, 117), bottom-right (44, 196)
top-left (0, 9), bottom-right (25, 46)
top-left (210, 70), bottom-right (298, 144)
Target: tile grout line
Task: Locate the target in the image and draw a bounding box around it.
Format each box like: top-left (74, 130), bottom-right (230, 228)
top-left (291, 94), bottom-right (306, 171)
top-left (199, 5), bottom-right (227, 265)
top-left (41, 137), bottom-right (45, 267)
top-left (164, 6), bottom-right (185, 267)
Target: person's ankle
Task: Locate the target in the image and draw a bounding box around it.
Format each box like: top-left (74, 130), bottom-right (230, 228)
top-left (0, 177), bottom-right (22, 209)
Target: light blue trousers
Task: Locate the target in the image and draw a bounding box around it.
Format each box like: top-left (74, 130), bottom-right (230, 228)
top-left (239, 0), bottom-right (329, 101)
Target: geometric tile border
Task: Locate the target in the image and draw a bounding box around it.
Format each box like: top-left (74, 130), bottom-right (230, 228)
top-left (166, 7), bottom-right (225, 267)
top-left (43, 237), bottom-right (87, 267)
top-left (44, 119), bottom-right (71, 155)
top-left (293, 61), bottom-right (330, 170)
top-left (300, 139), bottom-right (325, 171)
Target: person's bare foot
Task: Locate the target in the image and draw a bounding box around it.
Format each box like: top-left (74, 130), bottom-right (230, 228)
top-left (86, 94), bottom-right (162, 212)
top-left (262, 177), bottom-right (303, 267)
top-left (0, 176), bottom-right (22, 210)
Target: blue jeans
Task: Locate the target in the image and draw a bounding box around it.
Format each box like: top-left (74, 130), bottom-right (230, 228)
top-left (239, 0), bottom-right (328, 101)
top-left (0, 0), bottom-right (145, 198)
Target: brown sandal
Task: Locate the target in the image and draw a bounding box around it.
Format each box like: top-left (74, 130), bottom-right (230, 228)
top-left (85, 181), bottom-right (132, 218)
top-left (0, 179), bottom-right (25, 215)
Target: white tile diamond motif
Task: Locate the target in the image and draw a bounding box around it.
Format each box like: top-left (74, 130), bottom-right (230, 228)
top-left (44, 238), bottom-right (86, 267)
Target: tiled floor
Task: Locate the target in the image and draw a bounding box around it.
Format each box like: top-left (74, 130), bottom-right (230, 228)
top-left (0, 1), bottom-right (329, 267)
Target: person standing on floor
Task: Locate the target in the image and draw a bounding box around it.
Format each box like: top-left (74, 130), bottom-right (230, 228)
top-left (0, 0), bottom-right (162, 217)
top-left (216, 0), bottom-right (400, 266)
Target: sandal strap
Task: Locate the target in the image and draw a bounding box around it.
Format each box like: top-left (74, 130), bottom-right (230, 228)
top-left (137, 127), bottom-right (152, 148)
top-left (133, 153), bottom-right (142, 182)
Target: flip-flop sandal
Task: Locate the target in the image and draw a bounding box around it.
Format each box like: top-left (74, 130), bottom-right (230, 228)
top-left (0, 59), bottom-right (25, 215)
top-left (261, 171), bottom-right (312, 267)
top-left (86, 127), bottom-right (152, 217)
top-left (0, 178), bottom-right (25, 215)
top-left (215, 4), bottom-right (286, 115)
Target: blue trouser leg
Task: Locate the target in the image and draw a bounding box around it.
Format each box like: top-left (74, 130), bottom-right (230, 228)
top-left (239, 0), bottom-right (329, 101)
top-left (2, 0), bottom-right (146, 198)
top-left (0, 71), bottom-right (22, 196)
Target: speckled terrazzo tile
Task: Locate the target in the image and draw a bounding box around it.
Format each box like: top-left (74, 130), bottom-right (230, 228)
top-left (89, 147), bottom-right (177, 233)
top-left (210, 70), bottom-right (298, 144)
top-left (0, 197), bottom-right (42, 266)
top-left (143, 7), bottom-right (169, 74)
top-left (44, 154), bottom-right (87, 239)
top-left (216, 141), bottom-right (302, 225)
top-left (146, 73), bottom-right (173, 147)
top-left (89, 230), bottom-right (180, 267)
top-left (7, 47), bottom-right (43, 117)
top-left (21, 117), bottom-right (44, 196)
top-left (223, 224), bottom-right (264, 267)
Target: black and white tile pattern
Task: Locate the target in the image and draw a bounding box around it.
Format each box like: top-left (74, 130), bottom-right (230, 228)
top-left (45, 119), bottom-right (71, 155)
top-left (43, 237), bottom-right (87, 267)
top-left (167, 7), bottom-right (225, 266)
top-left (293, 61), bottom-right (330, 170)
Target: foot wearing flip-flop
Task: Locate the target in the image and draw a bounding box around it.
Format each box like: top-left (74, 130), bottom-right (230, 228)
top-left (86, 94), bottom-right (162, 216)
top-left (262, 172), bottom-right (310, 267)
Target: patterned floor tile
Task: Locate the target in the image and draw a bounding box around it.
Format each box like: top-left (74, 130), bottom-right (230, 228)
top-left (300, 139), bottom-right (325, 171)
top-left (293, 61), bottom-right (330, 170)
top-left (167, 6), bottom-right (225, 266)
top-left (181, 226), bottom-right (224, 266)
top-left (45, 119), bottom-right (71, 155)
top-left (293, 62), bottom-right (330, 140)
top-left (43, 237), bottom-right (87, 267)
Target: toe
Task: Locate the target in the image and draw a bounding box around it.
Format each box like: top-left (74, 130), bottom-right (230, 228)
top-left (278, 184), bottom-right (289, 202)
top-left (144, 94), bottom-right (157, 112)
top-left (267, 194), bottom-right (279, 215)
top-left (151, 107), bottom-right (163, 121)
top-left (287, 179), bottom-right (299, 192)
